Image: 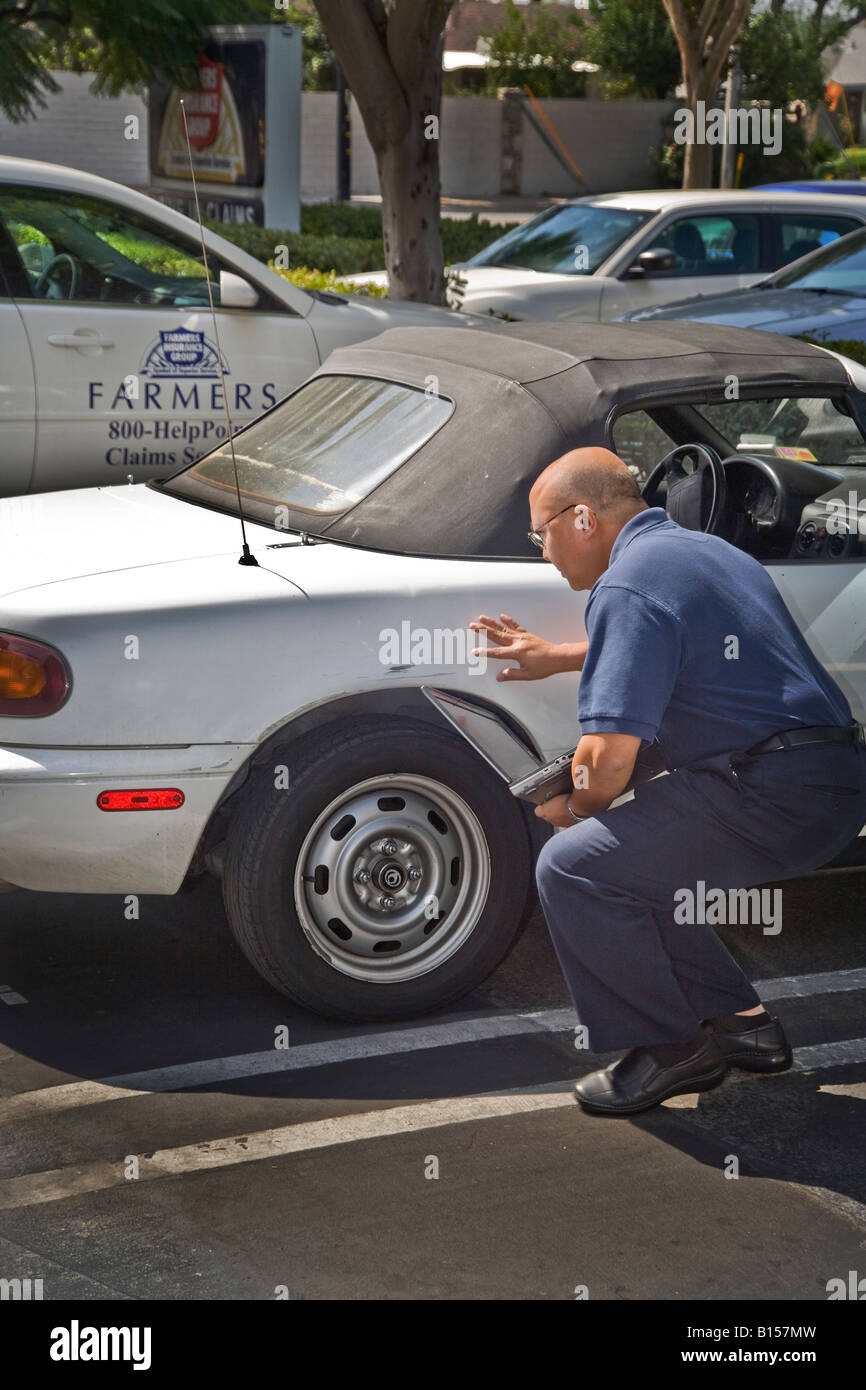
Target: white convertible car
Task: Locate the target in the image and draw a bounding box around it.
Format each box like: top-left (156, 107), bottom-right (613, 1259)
top-left (2, 321), bottom-right (865, 1021)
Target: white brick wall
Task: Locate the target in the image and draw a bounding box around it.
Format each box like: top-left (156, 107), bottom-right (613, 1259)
top-left (303, 94), bottom-right (501, 200)
top-left (300, 92), bottom-right (337, 200)
top-left (0, 75), bottom-right (675, 203)
top-left (0, 72), bottom-right (149, 185)
top-left (300, 92), bottom-right (379, 199)
top-left (441, 96), bottom-right (500, 198)
top-left (522, 98), bottom-right (678, 196)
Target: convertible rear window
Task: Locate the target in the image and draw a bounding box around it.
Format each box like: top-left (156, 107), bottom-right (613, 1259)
top-left (172, 375), bottom-right (453, 516)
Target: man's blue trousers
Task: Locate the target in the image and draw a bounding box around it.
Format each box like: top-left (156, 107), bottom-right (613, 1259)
top-left (535, 740), bottom-right (866, 1052)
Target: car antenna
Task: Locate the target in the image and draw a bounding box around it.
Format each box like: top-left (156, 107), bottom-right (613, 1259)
top-left (179, 98), bottom-right (258, 566)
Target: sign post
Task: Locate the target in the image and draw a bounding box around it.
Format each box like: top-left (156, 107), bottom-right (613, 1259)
top-left (336, 67), bottom-right (351, 203)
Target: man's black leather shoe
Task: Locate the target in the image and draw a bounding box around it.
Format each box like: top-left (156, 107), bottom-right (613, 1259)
top-left (574, 1034), bottom-right (728, 1115)
top-left (701, 1014), bottom-right (793, 1073)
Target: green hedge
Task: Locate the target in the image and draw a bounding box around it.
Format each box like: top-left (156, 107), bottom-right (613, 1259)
top-left (272, 265), bottom-right (389, 298)
top-left (299, 203), bottom-right (386, 240)
top-left (215, 229), bottom-right (387, 276)
top-left (815, 148), bottom-right (866, 179)
top-left (207, 205), bottom-right (510, 277)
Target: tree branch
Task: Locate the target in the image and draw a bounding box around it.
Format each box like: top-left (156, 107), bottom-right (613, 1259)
top-left (703, 0), bottom-right (749, 92)
top-left (695, 0), bottom-right (722, 60)
top-left (386, 0), bottom-right (452, 91)
top-left (662, 0), bottom-right (698, 87)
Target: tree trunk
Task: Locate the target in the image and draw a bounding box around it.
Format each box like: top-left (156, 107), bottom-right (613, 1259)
top-left (663, 0), bottom-right (750, 189)
top-left (314, 0), bottom-right (452, 305)
top-left (375, 34), bottom-right (446, 301)
top-left (682, 105), bottom-right (714, 187)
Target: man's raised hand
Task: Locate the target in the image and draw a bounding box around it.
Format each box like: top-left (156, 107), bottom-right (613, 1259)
top-left (469, 613), bottom-right (564, 682)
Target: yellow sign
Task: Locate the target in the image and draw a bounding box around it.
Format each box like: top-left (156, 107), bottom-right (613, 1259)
top-left (157, 54), bottom-right (246, 184)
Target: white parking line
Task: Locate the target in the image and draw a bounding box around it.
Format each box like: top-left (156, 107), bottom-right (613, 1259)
top-left (0, 985), bottom-right (28, 1005)
top-left (2, 1034), bottom-right (865, 1213)
top-left (0, 1091), bottom-right (576, 1212)
top-left (0, 1081), bottom-right (147, 1120)
top-left (1, 966), bottom-right (865, 1123)
top-left (103, 1009), bottom-right (579, 1090)
top-left (0, 1011), bottom-right (576, 1121)
top-left (480, 1036), bottom-right (866, 1095)
top-left (755, 966), bottom-right (866, 1000)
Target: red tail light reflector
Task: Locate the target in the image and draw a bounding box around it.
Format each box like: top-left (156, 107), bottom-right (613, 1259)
top-left (0, 633), bottom-right (71, 717)
top-left (97, 789), bottom-right (185, 812)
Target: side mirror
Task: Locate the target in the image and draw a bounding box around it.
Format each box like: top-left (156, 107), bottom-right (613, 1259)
top-left (219, 269), bottom-right (259, 308)
top-left (626, 248), bottom-right (676, 277)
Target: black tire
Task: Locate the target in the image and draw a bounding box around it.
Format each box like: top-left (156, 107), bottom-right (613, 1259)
top-left (222, 716), bottom-right (534, 1021)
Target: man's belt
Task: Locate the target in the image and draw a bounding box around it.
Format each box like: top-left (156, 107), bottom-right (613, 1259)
top-left (745, 723), bottom-right (866, 755)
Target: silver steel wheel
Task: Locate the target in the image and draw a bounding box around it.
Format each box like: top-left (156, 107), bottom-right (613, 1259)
top-left (293, 773), bottom-right (491, 983)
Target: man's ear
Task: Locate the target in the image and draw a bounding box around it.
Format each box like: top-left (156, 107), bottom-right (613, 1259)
top-left (573, 504), bottom-right (593, 532)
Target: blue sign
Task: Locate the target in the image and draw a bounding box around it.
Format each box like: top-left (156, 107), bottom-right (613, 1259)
top-left (141, 328), bottom-right (227, 378)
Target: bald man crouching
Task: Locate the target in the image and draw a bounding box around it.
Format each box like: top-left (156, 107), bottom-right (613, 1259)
top-left (470, 447), bottom-right (866, 1116)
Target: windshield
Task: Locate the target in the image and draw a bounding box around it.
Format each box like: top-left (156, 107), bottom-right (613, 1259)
top-left (770, 225), bottom-right (866, 294)
top-left (163, 374), bottom-right (453, 521)
top-left (693, 394), bottom-right (866, 467)
top-left (463, 203), bottom-right (653, 274)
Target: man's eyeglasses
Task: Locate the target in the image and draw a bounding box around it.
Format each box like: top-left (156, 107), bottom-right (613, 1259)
top-left (528, 502), bottom-right (584, 550)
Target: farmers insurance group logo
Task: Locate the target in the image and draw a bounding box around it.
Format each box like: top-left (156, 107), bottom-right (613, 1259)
top-left (141, 328), bottom-right (228, 379)
top-left (156, 52), bottom-right (246, 184)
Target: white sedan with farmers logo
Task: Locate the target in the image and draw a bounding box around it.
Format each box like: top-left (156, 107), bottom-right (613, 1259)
top-left (0, 156), bottom-right (473, 496)
top-left (2, 321), bottom-right (865, 1023)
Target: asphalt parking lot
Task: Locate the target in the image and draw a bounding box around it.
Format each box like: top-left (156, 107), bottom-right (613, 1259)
top-left (1, 868), bottom-right (865, 1302)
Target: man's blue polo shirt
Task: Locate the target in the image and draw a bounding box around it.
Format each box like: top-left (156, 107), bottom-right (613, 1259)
top-left (577, 506), bottom-right (853, 767)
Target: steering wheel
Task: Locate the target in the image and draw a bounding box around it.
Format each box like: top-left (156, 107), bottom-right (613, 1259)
top-left (34, 253), bottom-right (80, 300)
top-left (641, 443), bottom-right (728, 534)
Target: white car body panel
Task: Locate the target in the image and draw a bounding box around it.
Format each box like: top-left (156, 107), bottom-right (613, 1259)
top-left (0, 299), bottom-right (37, 492)
top-left (303, 292), bottom-right (489, 359)
top-left (766, 561), bottom-right (866, 727)
top-left (0, 484), bottom-right (584, 892)
top-left (0, 743), bottom-right (252, 893)
top-left (0, 485), bottom-right (583, 751)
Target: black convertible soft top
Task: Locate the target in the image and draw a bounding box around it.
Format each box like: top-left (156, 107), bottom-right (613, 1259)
top-left (163, 319), bottom-right (854, 558)
top-left (313, 321), bottom-right (850, 558)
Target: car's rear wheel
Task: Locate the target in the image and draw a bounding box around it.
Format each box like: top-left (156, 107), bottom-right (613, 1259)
top-left (222, 717), bottom-right (534, 1021)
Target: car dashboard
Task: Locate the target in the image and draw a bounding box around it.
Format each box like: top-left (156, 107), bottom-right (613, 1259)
top-left (719, 454), bottom-right (866, 562)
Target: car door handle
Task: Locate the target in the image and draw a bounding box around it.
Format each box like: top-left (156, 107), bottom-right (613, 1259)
top-left (47, 331), bottom-right (115, 351)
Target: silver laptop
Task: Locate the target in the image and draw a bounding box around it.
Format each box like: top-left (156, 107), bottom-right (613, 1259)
top-left (421, 687), bottom-right (667, 807)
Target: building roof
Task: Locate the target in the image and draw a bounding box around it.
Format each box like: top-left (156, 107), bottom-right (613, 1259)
top-left (826, 20), bottom-right (866, 89)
